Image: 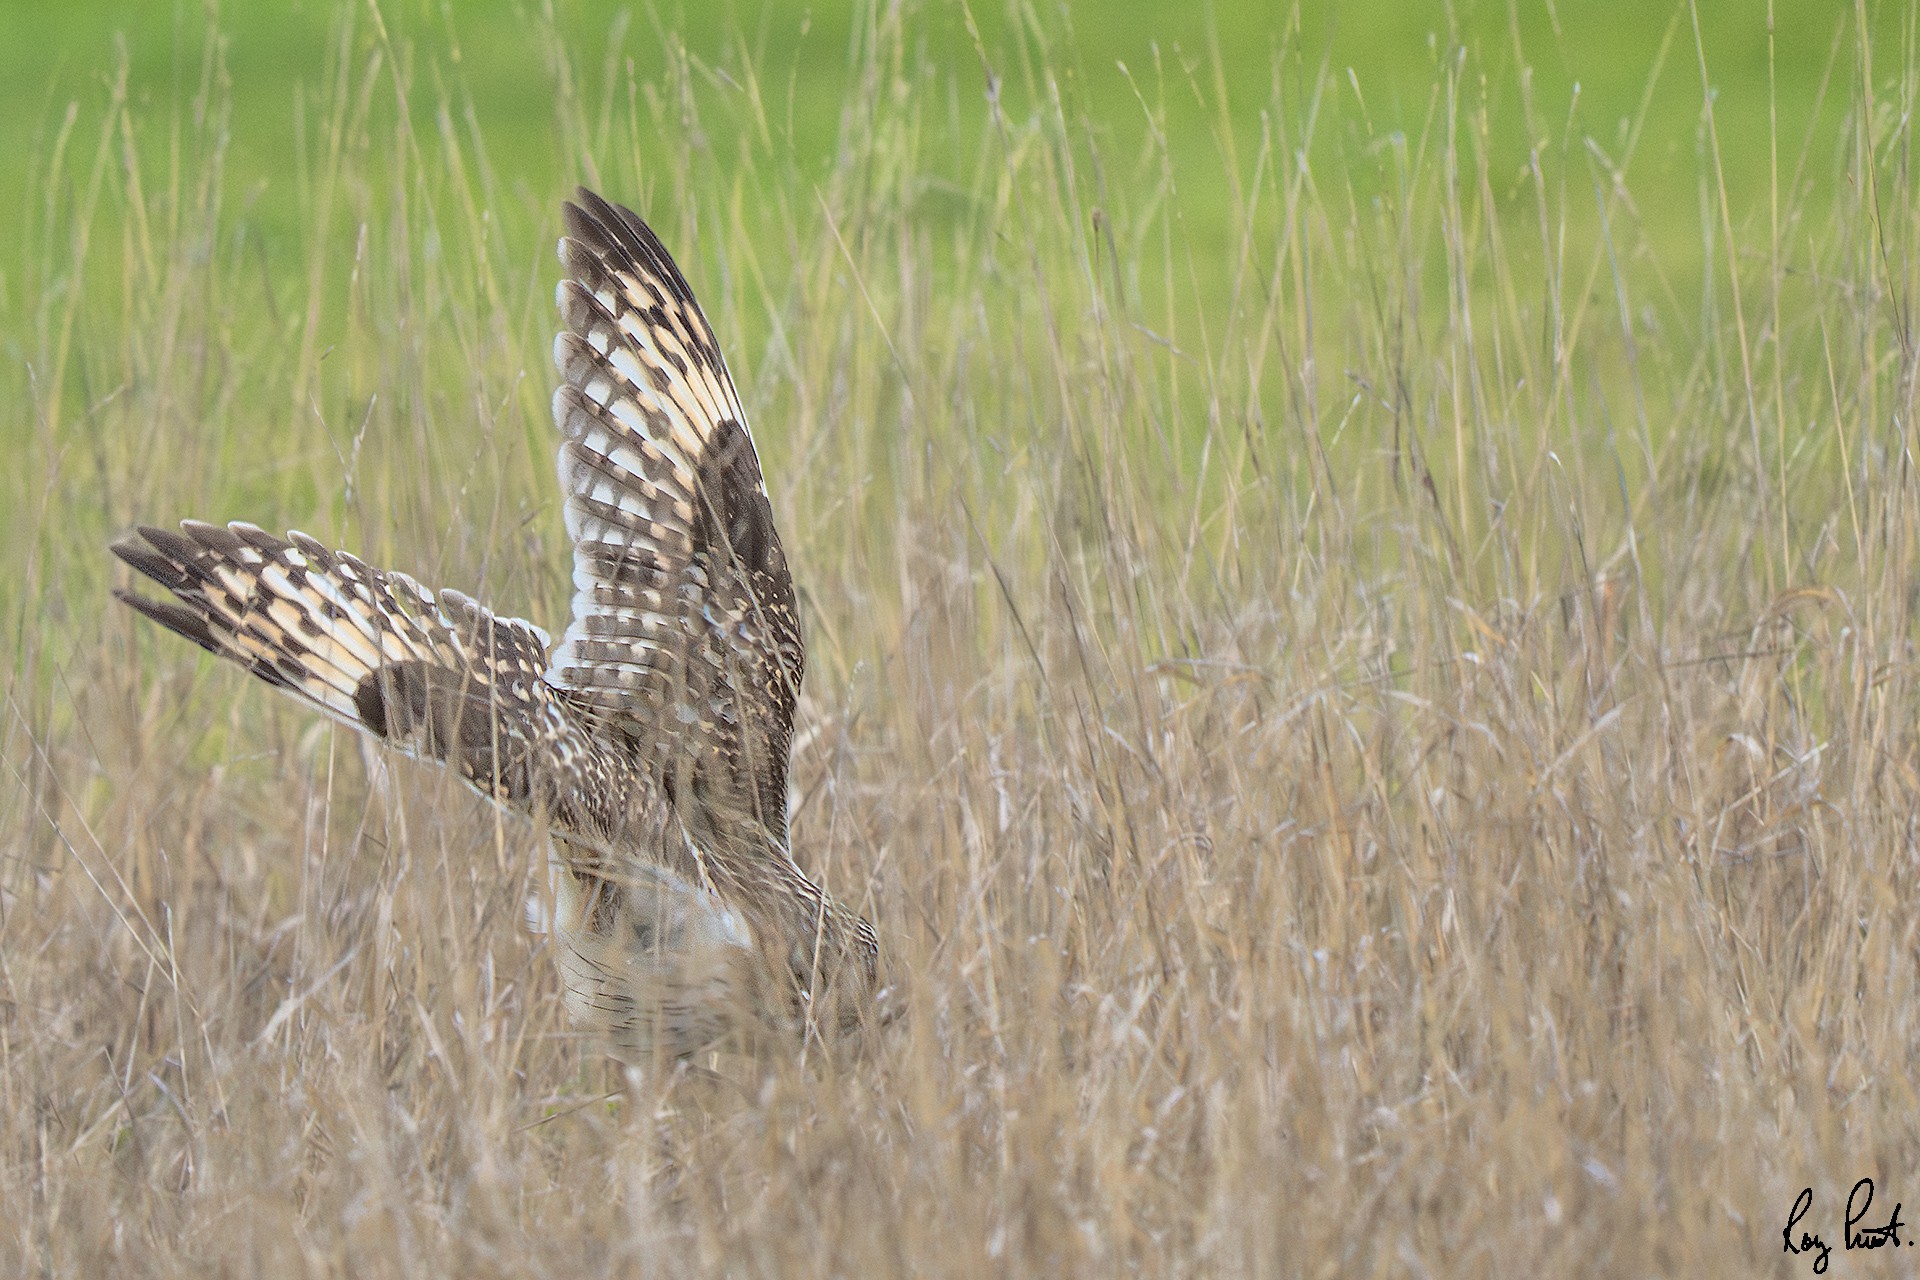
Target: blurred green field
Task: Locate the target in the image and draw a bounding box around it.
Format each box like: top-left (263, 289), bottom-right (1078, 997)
top-left (7, 1), bottom-right (1920, 1275)
top-left (5, 0), bottom-right (1902, 625)
top-left (0, 0), bottom-right (1878, 225)
top-left (2, 0), bottom-right (1886, 333)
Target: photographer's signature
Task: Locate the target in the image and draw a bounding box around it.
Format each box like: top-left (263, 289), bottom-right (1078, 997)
top-left (1784, 1180), bottom-right (1907, 1273)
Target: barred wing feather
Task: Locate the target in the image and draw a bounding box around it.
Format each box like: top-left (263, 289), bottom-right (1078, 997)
top-left (547, 189), bottom-right (803, 852)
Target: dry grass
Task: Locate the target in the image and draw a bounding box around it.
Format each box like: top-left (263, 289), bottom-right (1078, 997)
top-left (7, 3), bottom-right (1920, 1275)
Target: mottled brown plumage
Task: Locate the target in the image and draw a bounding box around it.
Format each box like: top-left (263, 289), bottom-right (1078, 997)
top-left (112, 189), bottom-right (878, 1062)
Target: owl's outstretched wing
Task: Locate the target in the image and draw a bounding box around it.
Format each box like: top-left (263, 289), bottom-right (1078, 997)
top-left (109, 520), bottom-right (641, 838)
top-left (546, 189), bottom-right (803, 857)
top-left (112, 520), bottom-right (784, 1060)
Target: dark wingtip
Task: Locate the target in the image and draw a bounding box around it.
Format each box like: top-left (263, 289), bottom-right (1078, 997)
top-left (572, 185), bottom-right (617, 226)
top-left (111, 527), bottom-right (190, 591)
top-left (108, 528), bottom-right (149, 567)
top-left (561, 189), bottom-right (604, 248)
top-left (112, 586), bottom-right (225, 658)
top-left (135, 522), bottom-right (206, 568)
top-left (559, 187), bottom-right (698, 310)
top-left (181, 518), bottom-right (248, 556)
top-left (108, 525), bottom-right (165, 558)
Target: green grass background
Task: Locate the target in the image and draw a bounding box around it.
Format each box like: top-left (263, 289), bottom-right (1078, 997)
top-left (1, 0), bottom-right (1877, 245)
top-left (6, 0), bottom-right (1905, 635)
top-left (4, 0), bottom-right (1886, 323)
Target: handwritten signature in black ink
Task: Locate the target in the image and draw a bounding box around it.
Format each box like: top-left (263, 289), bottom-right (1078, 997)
top-left (1784, 1179), bottom-right (1908, 1273)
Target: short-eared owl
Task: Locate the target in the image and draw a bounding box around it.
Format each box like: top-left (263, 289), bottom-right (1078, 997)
top-left (113, 189), bottom-right (878, 1061)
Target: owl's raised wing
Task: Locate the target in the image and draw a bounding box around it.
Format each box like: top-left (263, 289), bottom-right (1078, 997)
top-left (546, 189), bottom-right (802, 854)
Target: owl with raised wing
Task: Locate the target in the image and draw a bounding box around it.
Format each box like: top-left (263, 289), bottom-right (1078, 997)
top-left (113, 190), bottom-right (879, 1062)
